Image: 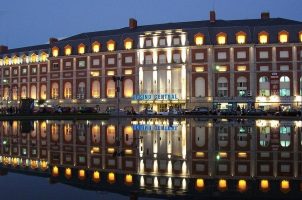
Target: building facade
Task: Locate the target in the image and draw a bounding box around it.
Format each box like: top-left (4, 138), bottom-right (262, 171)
top-left (1, 12), bottom-right (302, 112)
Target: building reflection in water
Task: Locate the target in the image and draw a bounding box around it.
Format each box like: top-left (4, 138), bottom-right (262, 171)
top-left (0, 118), bottom-right (301, 198)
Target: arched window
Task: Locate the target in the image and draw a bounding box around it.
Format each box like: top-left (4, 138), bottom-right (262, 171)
top-left (92, 41), bottom-right (100, 53)
top-left (158, 54), bottom-right (166, 64)
top-left (259, 76), bottom-right (270, 96)
top-left (258, 31), bottom-right (269, 44)
top-left (124, 79), bottom-right (133, 98)
top-left (77, 82), bottom-right (85, 99)
top-left (78, 43), bottom-right (85, 54)
top-left (107, 40), bottom-right (115, 51)
top-left (278, 30), bottom-right (289, 43)
top-left (216, 32), bottom-right (227, 45)
top-left (91, 125), bottom-right (101, 144)
top-left (51, 124), bottom-right (59, 142)
top-left (260, 127), bottom-right (270, 147)
top-left (194, 33), bottom-right (204, 46)
top-left (3, 87), bottom-right (9, 99)
top-left (40, 85), bottom-right (47, 100)
top-left (52, 47), bottom-right (59, 57)
top-left (237, 76), bottom-right (247, 96)
top-left (30, 85), bottom-right (37, 99)
top-left (124, 126), bottom-right (133, 146)
top-left (51, 82), bottom-right (59, 99)
top-left (64, 82), bottom-right (72, 99)
top-left (107, 80), bottom-right (116, 98)
top-left (40, 52), bottom-right (48, 62)
top-left (217, 77), bottom-right (228, 97)
top-left (280, 76), bottom-right (290, 96)
top-left (300, 31), bottom-right (302, 43)
top-left (12, 86), bottom-right (18, 100)
top-left (280, 127), bottom-right (291, 147)
top-left (64, 124), bottom-right (72, 142)
top-left (21, 86), bottom-right (27, 99)
top-left (30, 54), bottom-right (37, 63)
top-left (195, 77), bottom-right (205, 97)
top-left (13, 56), bottom-right (19, 65)
top-left (91, 80), bottom-right (100, 98)
top-left (106, 125), bottom-right (115, 145)
top-left (236, 31), bottom-right (247, 44)
top-left (124, 38), bottom-right (133, 50)
top-left (64, 45), bottom-right (72, 56)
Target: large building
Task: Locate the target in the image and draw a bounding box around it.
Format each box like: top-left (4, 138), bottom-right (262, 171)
top-left (1, 11), bottom-right (302, 112)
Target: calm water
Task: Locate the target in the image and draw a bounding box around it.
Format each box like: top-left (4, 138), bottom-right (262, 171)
top-left (0, 118), bottom-right (302, 199)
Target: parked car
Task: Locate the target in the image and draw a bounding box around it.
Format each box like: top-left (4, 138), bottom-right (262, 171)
top-left (266, 108), bottom-right (279, 116)
top-left (140, 109), bottom-right (157, 115)
top-left (186, 107), bottom-right (209, 115)
top-left (158, 108), bottom-right (181, 116)
top-left (246, 109), bottom-right (267, 116)
top-left (218, 109), bottom-right (237, 116)
top-left (108, 109), bottom-right (128, 116)
top-left (78, 107), bottom-right (97, 114)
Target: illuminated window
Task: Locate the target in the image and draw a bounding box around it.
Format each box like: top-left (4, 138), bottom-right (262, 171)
top-left (40, 85), bottom-right (47, 100)
top-left (52, 47), bottom-right (59, 57)
top-left (124, 38), bottom-right (133, 50)
top-left (123, 79), bottom-right (133, 98)
top-left (107, 80), bottom-right (116, 98)
top-left (13, 56), bottom-right (19, 65)
top-left (92, 41), bottom-right (100, 53)
top-left (299, 32), bottom-right (302, 42)
top-left (4, 57), bottom-right (9, 65)
top-left (90, 71), bottom-right (100, 77)
top-left (217, 32), bottom-right (227, 45)
top-left (30, 85), bottom-right (37, 99)
top-left (124, 69), bottom-right (133, 75)
top-left (107, 40), bottom-right (115, 51)
top-left (91, 80), bottom-right (100, 98)
top-left (237, 65), bottom-right (247, 71)
top-left (278, 30), bottom-right (289, 43)
top-left (107, 71), bottom-right (115, 76)
top-left (259, 76), bottom-right (270, 96)
top-left (51, 82), bottom-right (59, 99)
top-left (236, 31), bottom-right (246, 44)
top-left (30, 54), bottom-right (37, 63)
top-left (64, 82), bottom-right (72, 99)
top-left (195, 66), bottom-right (204, 72)
top-left (194, 33), bottom-right (204, 45)
top-left (259, 31), bottom-right (269, 44)
top-left (40, 52), bottom-right (48, 62)
top-left (64, 45), bottom-right (72, 56)
top-left (78, 43), bottom-right (85, 54)
top-left (280, 76), bottom-right (290, 96)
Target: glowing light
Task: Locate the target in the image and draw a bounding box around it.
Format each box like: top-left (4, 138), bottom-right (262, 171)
top-left (237, 180), bottom-right (247, 192)
top-left (153, 36), bottom-right (158, 48)
top-left (300, 32), bottom-right (302, 42)
top-left (125, 174), bottom-right (133, 186)
top-left (65, 168), bottom-right (72, 179)
top-left (238, 152), bottom-right (247, 158)
top-left (107, 40), bottom-right (115, 51)
top-left (195, 33), bottom-right (204, 45)
top-left (217, 33), bottom-right (227, 45)
top-left (92, 171), bottom-right (100, 183)
top-left (78, 44), bottom-right (85, 54)
top-left (237, 65), bottom-right (247, 71)
top-left (196, 179), bottom-right (205, 191)
top-left (280, 180), bottom-right (290, 193)
top-left (108, 172), bottom-right (116, 184)
top-left (195, 66), bottom-right (204, 72)
top-left (92, 42), bottom-right (100, 53)
top-left (52, 166), bottom-right (59, 177)
top-left (78, 169), bottom-right (86, 180)
top-left (259, 32), bottom-right (268, 44)
top-left (196, 152), bottom-right (205, 158)
top-left (279, 31), bottom-right (288, 43)
top-left (64, 45), bottom-right (72, 56)
top-left (181, 34), bottom-right (186, 45)
top-left (40, 160), bottom-right (48, 171)
top-left (236, 32), bottom-right (246, 44)
top-left (218, 179), bottom-right (227, 191)
top-left (167, 35), bottom-right (172, 46)
top-left (124, 38), bottom-right (133, 50)
top-left (269, 95), bottom-right (280, 103)
top-left (260, 180), bottom-right (270, 192)
top-left (181, 48), bottom-right (186, 62)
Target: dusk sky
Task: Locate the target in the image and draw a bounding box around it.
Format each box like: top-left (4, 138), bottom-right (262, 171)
top-left (0, 0), bottom-right (301, 49)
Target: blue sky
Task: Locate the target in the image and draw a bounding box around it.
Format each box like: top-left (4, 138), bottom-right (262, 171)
top-left (0, 0), bottom-right (301, 49)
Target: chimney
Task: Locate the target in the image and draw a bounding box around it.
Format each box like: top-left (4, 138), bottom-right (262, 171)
top-left (0, 45), bottom-right (8, 54)
top-left (129, 18), bottom-right (137, 29)
top-left (49, 37), bottom-right (58, 45)
top-left (261, 12), bottom-right (270, 20)
top-left (210, 11), bottom-right (216, 23)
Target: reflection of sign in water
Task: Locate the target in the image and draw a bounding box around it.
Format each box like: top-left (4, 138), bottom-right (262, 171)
top-left (132, 94), bottom-right (178, 101)
top-left (270, 72), bottom-right (279, 95)
top-left (133, 124), bottom-right (178, 131)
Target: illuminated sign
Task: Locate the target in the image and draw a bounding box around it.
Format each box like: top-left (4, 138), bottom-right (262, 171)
top-left (132, 94), bottom-right (178, 101)
top-left (133, 124), bottom-right (178, 131)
